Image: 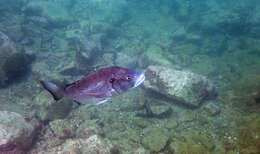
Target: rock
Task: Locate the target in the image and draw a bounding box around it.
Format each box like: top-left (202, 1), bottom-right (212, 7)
top-left (150, 105), bottom-right (172, 118)
top-left (26, 1), bottom-right (73, 28)
top-left (0, 111), bottom-right (35, 153)
top-left (144, 65), bottom-right (215, 107)
top-left (123, 128), bottom-right (140, 143)
top-left (134, 147), bottom-right (149, 154)
top-left (132, 118), bottom-right (151, 128)
top-left (179, 112), bottom-right (195, 123)
top-left (76, 120), bottom-right (102, 139)
top-left (33, 92), bottom-right (74, 121)
top-left (115, 52), bottom-right (137, 68)
top-left (169, 133), bottom-right (215, 153)
top-left (165, 119), bottom-right (179, 129)
top-left (80, 135), bottom-right (112, 154)
top-left (203, 101), bottom-right (221, 116)
top-left (81, 33), bottom-right (103, 53)
top-left (46, 97), bottom-right (74, 120)
top-left (74, 33), bottom-right (104, 67)
top-left (139, 45), bottom-right (173, 68)
top-left (142, 127), bottom-right (169, 152)
top-left (34, 135), bottom-right (112, 154)
top-left (33, 91), bottom-right (52, 121)
top-left (136, 103), bottom-right (173, 119)
top-left (50, 119), bottom-right (77, 139)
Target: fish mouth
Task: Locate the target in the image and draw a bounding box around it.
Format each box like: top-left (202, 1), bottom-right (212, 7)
top-left (134, 73), bottom-right (145, 88)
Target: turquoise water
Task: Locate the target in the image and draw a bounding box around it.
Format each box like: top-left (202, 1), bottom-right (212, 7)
top-left (0, 0), bottom-right (260, 153)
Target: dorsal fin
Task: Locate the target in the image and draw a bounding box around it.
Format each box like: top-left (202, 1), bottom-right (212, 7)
top-left (65, 79), bottom-right (81, 88)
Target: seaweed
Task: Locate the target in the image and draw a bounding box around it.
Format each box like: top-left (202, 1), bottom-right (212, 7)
top-left (0, 53), bottom-right (32, 87)
top-left (236, 117), bottom-right (260, 153)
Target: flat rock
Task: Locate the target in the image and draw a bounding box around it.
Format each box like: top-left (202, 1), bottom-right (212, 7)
top-left (144, 65), bottom-right (215, 107)
top-left (142, 127), bottom-right (169, 152)
top-left (0, 111), bottom-right (35, 153)
top-left (150, 105), bottom-right (172, 118)
top-left (203, 101), bottom-right (221, 116)
top-left (37, 135), bottom-right (112, 154)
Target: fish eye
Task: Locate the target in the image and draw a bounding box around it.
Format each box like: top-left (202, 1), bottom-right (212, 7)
top-left (126, 76), bottom-right (131, 80)
top-left (109, 78), bottom-right (116, 83)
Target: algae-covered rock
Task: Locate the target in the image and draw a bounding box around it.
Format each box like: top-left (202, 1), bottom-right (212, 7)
top-left (26, 1), bottom-right (73, 28)
top-left (203, 101), bottom-right (221, 116)
top-left (35, 135), bottom-right (112, 154)
top-left (132, 117), bottom-right (151, 128)
top-left (76, 120), bottom-right (102, 139)
top-left (81, 135), bottom-right (112, 154)
top-left (0, 111), bottom-right (36, 153)
top-left (142, 127), bottom-right (169, 152)
top-left (50, 119), bottom-right (77, 139)
top-left (33, 92), bottom-right (74, 121)
top-left (144, 65), bottom-right (216, 107)
top-left (139, 45), bottom-right (173, 68)
top-left (169, 133), bottom-right (215, 154)
top-left (123, 128), bottom-right (140, 143)
top-left (115, 52), bottom-right (137, 68)
top-left (46, 97), bottom-right (74, 120)
top-left (165, 119), bottom-right (179, 129)
top-left (136, 103), bottom-right (173, 119)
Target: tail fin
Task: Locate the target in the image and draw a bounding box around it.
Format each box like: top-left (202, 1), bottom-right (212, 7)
top-left (40, 80), bottom-right (65, 101)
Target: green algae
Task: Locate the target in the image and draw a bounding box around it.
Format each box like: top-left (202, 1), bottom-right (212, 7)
top-left (169, 133), bottom-right (215, 154)
top-left (231, 75), bottom-right (260, 108)
top-left (142, 127), bottom-right (169, 152)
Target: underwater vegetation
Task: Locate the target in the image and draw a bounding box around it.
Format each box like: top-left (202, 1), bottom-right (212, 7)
top-left (231, 75), bottom-right (260, 109)
top-left (235, 115), bottom-right (260, 153)
top-left (0, 53), bottom-right (33, 87)
top-left (0, 31), bottom-right (34, 87)
top-left (0, 53), bottom-right (29, 86)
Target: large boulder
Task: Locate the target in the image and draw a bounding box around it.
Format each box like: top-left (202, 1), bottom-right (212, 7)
top-left (0, 111), bottom-right (36, 153)
top-left (144, 65), bottom-right (215, 107)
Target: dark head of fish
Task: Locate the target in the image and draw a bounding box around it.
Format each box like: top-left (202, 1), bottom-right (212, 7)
top-left (109, 66), bottom-right (145, 94)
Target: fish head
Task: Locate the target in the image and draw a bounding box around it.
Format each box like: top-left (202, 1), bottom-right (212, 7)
top-left (110, 67), bottom-right (145, 94)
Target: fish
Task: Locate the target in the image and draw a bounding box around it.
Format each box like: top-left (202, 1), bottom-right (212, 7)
top-left (40, 66), bottom-right (145, 105)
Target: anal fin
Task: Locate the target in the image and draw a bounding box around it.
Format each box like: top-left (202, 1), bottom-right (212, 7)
top-left (95, 99), bottom-right (108, 105)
